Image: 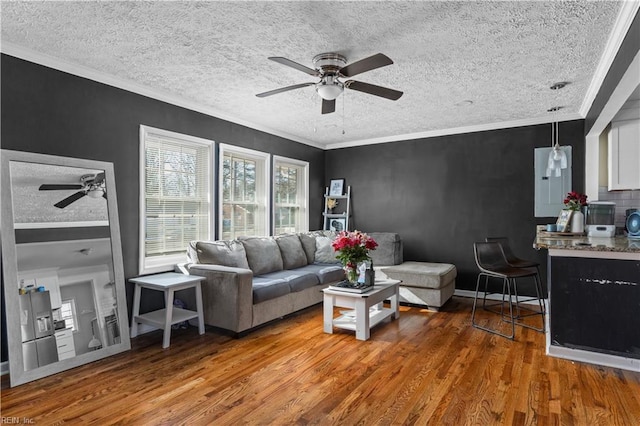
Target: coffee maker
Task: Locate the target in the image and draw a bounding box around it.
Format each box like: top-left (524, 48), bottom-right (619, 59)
top-left (585, 201), bottom-right (616, 237)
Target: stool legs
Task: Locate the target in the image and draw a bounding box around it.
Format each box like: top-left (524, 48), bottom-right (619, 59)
top-left (471, 272), bottom-right (545, 339)
top-left (471, 272), bottom-right (515, 340)
top-left (510, 270), bottom-right (545, 333)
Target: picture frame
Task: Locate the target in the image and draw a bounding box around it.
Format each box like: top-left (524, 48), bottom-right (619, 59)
top-left (329, 217), bottom-right (346, 232)
top-left (329, 179), bottom-right (345, 197)
top-left (556, 209), bottom-right (573, 232)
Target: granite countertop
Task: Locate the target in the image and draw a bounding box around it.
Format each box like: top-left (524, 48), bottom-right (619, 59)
top-left (533, 231), bottom-right (640, 252)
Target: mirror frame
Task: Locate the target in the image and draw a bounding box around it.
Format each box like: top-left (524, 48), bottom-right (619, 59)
top-left (1, 149), bottom-right (131, 386)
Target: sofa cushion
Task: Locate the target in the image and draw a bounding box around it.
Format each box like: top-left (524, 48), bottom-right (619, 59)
top-left (275, 234), bottom-right (308, 269)
top-left (299, 233), bottom-right (317, 264)
top-left (257, 269), bottom-right (320, 293)
top-left (367, 232), bottom-right (403, 266)
top-left (189, 240), bottom-right (250, 269)
top-left (314, 236), bottom-right (340, 264)
top-left (240, 237), bottom-right (284, 275)
top-left (295, 264), bottom-right (344, 284)
top-left (383, 261), bottom-right (457, 289)
top-left (251, 277), bottom-right (290, 304)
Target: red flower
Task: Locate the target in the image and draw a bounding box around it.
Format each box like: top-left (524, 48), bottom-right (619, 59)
top-left (331, 230), bottom-right (378, 266)
top-left (564, 191), bottom-right (588, 211)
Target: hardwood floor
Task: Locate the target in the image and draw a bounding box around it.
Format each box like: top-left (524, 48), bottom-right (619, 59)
top-left (2, 296), bottom-right (639, 425)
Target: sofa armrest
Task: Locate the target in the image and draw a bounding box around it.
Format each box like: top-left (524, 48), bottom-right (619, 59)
top-left (187, 264), bottom-right (254, 333)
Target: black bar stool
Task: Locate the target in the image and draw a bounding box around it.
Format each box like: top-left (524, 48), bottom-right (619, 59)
top-left (471, 242), bottom-right (545, 339)
top-left (485, 237), bottom-right (546, 324)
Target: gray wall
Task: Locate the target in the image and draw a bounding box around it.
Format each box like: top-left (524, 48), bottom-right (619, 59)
top-left (0, 54), bottom-right (325, 361)
top-left (325, 120), bottom-right (586, 292)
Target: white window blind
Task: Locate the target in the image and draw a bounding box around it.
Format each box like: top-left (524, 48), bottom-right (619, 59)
top-left (220, 144), bottom-right (269, 240)
top-left (274, 156), bottom-right (309, 235)
top-left (139, 126), bottom-right (213, 274)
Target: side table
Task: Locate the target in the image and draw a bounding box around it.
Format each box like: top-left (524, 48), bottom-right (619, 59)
top-left (130, 272), bottom-right (205, 348)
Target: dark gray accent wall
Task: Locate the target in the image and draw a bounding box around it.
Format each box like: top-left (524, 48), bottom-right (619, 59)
top-left (324, 120), bottom-right (585, 293)
top-left (0, 54), bottom-right (325, 362)
top-left (585, 11), bottom-right (639, 134)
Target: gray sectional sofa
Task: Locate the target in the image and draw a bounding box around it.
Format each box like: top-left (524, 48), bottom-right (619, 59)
top-left (178, 230), bottom-right (457, 336)
top-left (178, 231), bottom-right (345, 335)
top-left (368, 232), bottom-right (457, 310)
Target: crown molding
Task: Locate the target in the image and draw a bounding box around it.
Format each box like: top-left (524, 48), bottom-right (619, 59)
top-left (324, 112), bottom-right (583, 150)
top-left (579, 1), bottom-right (640, 117)
top-left (0, 42), bottom-right (323, 150)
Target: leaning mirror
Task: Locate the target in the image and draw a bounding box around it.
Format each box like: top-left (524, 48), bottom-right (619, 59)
top-left (1, 150), bottom-right (130, 387)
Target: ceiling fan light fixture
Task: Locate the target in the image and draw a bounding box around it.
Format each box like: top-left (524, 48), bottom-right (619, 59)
top-left (87, 188), bottom-right (104, 198)
top-left (316, 78), bottom-right (343, 100)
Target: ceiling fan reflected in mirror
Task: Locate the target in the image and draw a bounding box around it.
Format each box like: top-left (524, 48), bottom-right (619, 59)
top-left (256, 52), bottom-right (403, 114)
top-left (39, 172), bottom-right (107, 208)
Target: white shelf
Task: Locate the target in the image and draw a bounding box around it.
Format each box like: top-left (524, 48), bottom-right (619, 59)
top-left (323, 213), bottom-right (348, 218)
top-left (324, 185), bottom-right (351, 231)
top-left (332, 307), bottom-right (395, 332)
top-left (135, 307), bottom-right (199, 330)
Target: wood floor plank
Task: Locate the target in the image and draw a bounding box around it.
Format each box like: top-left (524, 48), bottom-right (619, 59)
top-left (2, 297), bottom-right (639, 425)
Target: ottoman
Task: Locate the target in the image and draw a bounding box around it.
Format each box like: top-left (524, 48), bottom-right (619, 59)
top-left (381, 261), bottom-right (457, 310)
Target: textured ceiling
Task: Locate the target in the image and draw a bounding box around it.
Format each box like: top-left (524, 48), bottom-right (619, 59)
top-left (0, 1), bottom-right (629, 148)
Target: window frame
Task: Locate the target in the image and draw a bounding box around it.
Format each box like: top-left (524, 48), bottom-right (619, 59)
top-left (273, 155), bottom-right (309, 235)
top-left (59, 299), bottom-right (79, 333)
top-left (139, 125), bottom-right (215, 275)
top-left (218, 143), bottom-right (271, 239)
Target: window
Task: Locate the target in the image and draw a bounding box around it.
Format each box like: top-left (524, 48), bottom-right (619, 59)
top-left (220, 144), bottom-right (270, 239)
top-left (59, 299), bottom-right (78, 332)
top-left (139, 125), bottom-right (213, 274)
top-left (273, 156), bottom-right (309, 235)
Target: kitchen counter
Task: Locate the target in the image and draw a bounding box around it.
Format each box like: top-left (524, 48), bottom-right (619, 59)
top-left (533, 226), bottom-right (640, 372)
top-left (533, 229), bottom-right (640, 261)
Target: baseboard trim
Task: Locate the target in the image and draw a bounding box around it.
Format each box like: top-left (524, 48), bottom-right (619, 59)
top-left (454, 289), bottom-right (546, 306)
top-left (1, 361), bottom-right (9, 376)
top-left (547, 345), bottom-right (640, 373)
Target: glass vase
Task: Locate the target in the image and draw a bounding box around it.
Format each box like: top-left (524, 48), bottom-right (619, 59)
top-left (344, 263), bottom-right (359, 284)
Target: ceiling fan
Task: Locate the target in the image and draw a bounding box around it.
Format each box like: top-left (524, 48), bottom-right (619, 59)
top-left (256, 52), bottom-right (403, 114)
top-left (39, 172), bottom-right (107, 209)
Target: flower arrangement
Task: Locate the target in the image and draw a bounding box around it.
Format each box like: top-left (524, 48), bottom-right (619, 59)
top-left (564, 191), bottom-right (587, 211)
top-left (332, 230), bottom-right (378, 283)
top-left (326, 198), bottom-right (338, 210)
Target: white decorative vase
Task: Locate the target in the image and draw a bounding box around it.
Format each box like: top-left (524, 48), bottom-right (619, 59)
top-left (571, 211), bottom-right (584, 233)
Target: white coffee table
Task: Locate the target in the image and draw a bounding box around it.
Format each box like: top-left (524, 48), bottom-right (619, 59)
top-left (322, 279), bottom-right (400, 341)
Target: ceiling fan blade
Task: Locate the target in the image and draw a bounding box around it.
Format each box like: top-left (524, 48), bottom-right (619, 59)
top-left (93, 172), bottom-right (105, 185)
top-left (345, 80), bottom-right (403, 101)
top-left (339, 53), bottom-right (393, 78)
top-left (268, 57), bottom-right (320, 77)
top-left (39, 184), bottom-right (84, 191)
top-left (256, 82), bottom-right (315, 98)
top-left (321, 99), bottom-right (336, 115)
top-left (54, 191), bottom-right (86, 209)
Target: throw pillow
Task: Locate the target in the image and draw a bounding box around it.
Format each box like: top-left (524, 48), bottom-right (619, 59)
top-left (192, 240), bottom-right (250, 269)
top-left (314, 236), bottom-right (339, 264)
top-left (299, 233), bottom-right (318, 264)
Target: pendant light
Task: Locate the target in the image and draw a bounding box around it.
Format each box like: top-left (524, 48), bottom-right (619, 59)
top-left (545, 82), bottom-right (569, 177)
